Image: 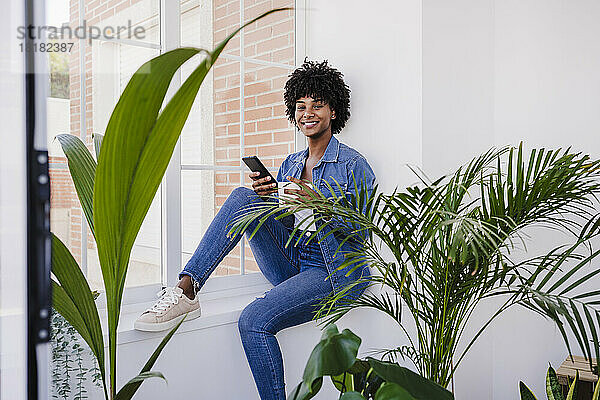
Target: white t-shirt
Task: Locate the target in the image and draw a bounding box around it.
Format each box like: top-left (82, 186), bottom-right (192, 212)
top-left (278, 181), bottom-right (315, 232)
top-left (294, 207), bottom-right (315, 232)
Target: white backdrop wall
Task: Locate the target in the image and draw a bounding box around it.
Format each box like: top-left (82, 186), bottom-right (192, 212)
top-left (114, 1), bottom-right (600, 399)
top-left (427, 1), bottom-right (600, 398)
top-left (305, 0), bottom-right (423, 192)
top-left (309, 0), bottom-right (600, 399)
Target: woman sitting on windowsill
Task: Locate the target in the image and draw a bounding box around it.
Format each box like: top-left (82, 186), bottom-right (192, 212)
top-left (134, 59), bottom-right (376, 400)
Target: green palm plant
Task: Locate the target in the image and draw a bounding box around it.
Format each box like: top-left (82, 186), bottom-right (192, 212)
top-left (51, 8), bottom-right (289, 400)
top-left (230, 144), bottom-right (600, 389)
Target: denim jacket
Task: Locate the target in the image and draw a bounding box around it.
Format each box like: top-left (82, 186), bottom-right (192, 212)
top-left (276, 135), bottom-right (376, 296)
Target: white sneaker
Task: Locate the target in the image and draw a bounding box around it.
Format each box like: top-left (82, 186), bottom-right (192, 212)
top-left (134, 286), bottom-right (201, 332)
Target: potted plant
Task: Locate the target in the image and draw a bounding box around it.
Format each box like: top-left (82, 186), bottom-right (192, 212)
top-left (51, 302), bottom-right (102, 399)
top-left (231, 144), bottom-right (600, 389)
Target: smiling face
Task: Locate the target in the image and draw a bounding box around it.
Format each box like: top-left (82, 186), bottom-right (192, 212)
top-left (294, 96), bottom-right (336, 139)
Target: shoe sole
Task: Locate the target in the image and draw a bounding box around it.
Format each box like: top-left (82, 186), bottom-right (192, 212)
top-left (134, 307), bottom-right (202, 332)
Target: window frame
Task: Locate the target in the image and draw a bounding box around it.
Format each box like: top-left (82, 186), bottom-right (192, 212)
top-left (164, 0), bottom-right (307, 292)
top-left (81, 0), bottom-right (307, 308)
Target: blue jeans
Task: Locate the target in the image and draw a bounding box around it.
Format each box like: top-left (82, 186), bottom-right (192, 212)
top-left (180, 187), bottom-right (334, 400)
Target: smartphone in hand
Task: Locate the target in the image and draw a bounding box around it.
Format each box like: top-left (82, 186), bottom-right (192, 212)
top-left (242, 156), bottom-right (275, 184)
top-left (243, 156), bottom-right (277, 200)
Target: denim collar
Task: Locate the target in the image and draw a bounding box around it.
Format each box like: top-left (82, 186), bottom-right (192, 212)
top-left (290, 135), bottom-right (340, 164)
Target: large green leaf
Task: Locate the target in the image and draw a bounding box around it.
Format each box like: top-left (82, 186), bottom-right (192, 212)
top-left (56, 134), bottom-right (96, 237)
top-left (114, 316), bottom-right (185, 400)
top-left (288, 324), bottom-right (361, 400)
top-left (374, 383), bottom-right (415, 400)
top-left (51, 234), bottom-right (107, 398)
top-left (546, 366), bottom-right (564, 400)
top-left (565, 373), bottom-right (578, 400)
top-left (367, 358), bottom-right (454, 400)
top-left (519, 382), bottom-right (538, 400)
top-left (93, 132), bottom-right (104, 161)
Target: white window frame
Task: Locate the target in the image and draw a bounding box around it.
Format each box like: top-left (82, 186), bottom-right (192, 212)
top-left (83, 0), bottom-right (307, 306)
top-left (162, 0), bottom-right (308, 298)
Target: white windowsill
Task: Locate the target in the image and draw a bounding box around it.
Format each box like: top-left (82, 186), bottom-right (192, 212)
top-left (100, 280), bottom-right (273, 346)
top-left (95, 273), bottom-right (272, 308)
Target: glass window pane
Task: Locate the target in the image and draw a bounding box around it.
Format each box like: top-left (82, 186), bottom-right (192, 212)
top-left (181, 0), bottom-right (213, 48)
top-left (48, 0), bottom-right (162, 291)
top-left (47, 0), bottom-right (84, 275)
top-left (244, 1), bottom-right (295, 65)
top-left (88, 39), bottom-right (162, 290)
top-left (180, 54), bottom-right (217, 165)
top-left (243, 60), bottom-right (295, 170)
top-left (88, 0), bottom-right (160, 45)
top-left (214, 0), bottom-right (241, 56)
top-left (214, 58), bottom-right (242, 168)
top-left (179, 0), bottom-right (297, 278)
top-left (92, 41), bottom-right (160, 129)
top-left (182, 170), bottom-right (242, 276)
top-left (181, 58), bottom-right (241, 166)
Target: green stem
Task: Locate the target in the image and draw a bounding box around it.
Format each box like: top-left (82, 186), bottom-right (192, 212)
top-left (109, 307), bottom-right (117, 400)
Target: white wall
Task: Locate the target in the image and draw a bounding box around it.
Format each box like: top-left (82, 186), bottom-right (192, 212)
top-left (493, 0), bottom-right (600, 156)
top-left (99, 308), bottom-right (397, 400)
top-left (422, 0), bottom-right (495, 178)
top-left (423, 0), bottom-right (600, 399)
top-left (305, 0), bottom-right (423, 192)
top-left (308, 0), bottom-right (600, 399)
top-left (113, 1), bottom-right (600, 399)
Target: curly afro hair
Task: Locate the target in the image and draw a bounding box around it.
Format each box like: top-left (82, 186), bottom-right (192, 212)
top-left (284, 59), bottom-right (351, 135)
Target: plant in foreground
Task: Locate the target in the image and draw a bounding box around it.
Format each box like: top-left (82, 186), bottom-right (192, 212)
top-left (231, 144), bottom-right (600, 388)
top-left (51, 310), bottom-right (101, 400)
top-left (519, 364), bottom-right (600, 400)
top-left (289, 324), bottom-right (454, 400)
top-left (51, 291), bottom-right (102, 400)
top-left (51, 8), bottom-right (289, 400)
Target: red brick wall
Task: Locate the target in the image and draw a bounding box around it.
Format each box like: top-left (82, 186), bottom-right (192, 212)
top-left (49, 159), bottom-right (75, 208)
top-left (213, 0), bottom-right (295, 274)
top-left (49, 158), bottom-right (82, 260)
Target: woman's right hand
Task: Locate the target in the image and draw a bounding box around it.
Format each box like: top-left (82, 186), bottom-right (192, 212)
top-left (250, 172), bottom-right (277, 196)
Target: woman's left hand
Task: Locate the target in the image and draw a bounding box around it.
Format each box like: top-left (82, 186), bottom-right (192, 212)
top-left (285, 176), bottom-right (332, 221)
top-left (284, 176), bottom-right (319, 201)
